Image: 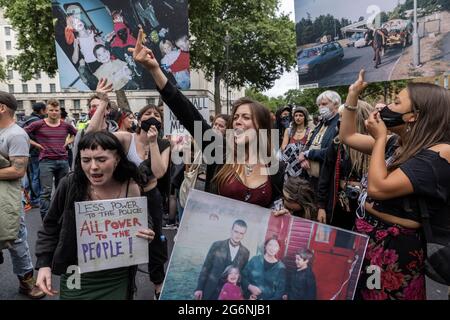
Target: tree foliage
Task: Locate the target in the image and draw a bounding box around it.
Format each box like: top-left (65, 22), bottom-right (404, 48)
top-left (0, 0), bottom-right (57, 81)
top-left (246, 79), bottom-right (409, 116)
top-left (296, 14), bottom-right (352, 46)
top-left (189, 0), bottom-right (296, 113)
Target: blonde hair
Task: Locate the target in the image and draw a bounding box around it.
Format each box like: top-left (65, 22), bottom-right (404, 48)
top-left (347, 100), bottom-right (374, 177)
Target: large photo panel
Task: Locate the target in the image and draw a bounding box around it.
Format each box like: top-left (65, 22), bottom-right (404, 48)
top-left (294, 0), bottom-right (450, 88)
top-left (161, 190), bottom-right (369, 300)
top-left (51, 0), bottom-right (190, 91)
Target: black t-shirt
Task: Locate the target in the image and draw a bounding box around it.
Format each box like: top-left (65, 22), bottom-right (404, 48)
top-left (372, 149), bottom-right (450, 226)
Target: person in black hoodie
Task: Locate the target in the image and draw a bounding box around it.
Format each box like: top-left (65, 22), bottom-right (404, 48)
top-left (129, 29), bottom-right (284, 208)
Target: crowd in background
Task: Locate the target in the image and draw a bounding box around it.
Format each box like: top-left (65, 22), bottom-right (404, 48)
top-left (0, 30), bottom-right (449, 301)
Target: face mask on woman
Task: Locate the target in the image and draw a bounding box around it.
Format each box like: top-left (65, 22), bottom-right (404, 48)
top-left (379, 105), bottom-right (413, 128)
top-left (280, 116), bottom-right (291, 129)
top-left (140, 117), bottom-right (162, 132)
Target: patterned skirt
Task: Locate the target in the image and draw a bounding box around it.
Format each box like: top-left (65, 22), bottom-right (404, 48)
top-left (355, 214), bottom-right (426, 300)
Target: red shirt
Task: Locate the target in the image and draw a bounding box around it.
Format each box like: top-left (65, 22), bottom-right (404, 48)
top-left (219, 173), bottom-right (272, 207)
top-left (24, 119), bottom-right (77, 161)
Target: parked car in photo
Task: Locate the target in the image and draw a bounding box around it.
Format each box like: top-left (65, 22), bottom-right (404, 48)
top-left (297, 42), bottom-right (344, 80)
top-left (346, 33), bottom-right (364, 47)
top-left (354, 36), bottom-right (369, 48)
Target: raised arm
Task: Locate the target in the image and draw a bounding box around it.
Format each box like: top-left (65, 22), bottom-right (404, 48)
top-left (339, 70), bottom-right (375, 155)
top-left (85, 78), bottom-right (113, 133)
top-left (130, 29), bottom-right (214, 150)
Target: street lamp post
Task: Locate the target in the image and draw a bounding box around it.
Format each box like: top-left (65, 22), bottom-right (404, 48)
top-left (413, 0), bottom-right (421, 67)
top-left (225, 31), bottom-right (231, 114)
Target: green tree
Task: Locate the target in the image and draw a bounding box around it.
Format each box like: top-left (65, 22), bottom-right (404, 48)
top-left (245, 88), bottom-right (286, 112)
top-left (0, 0), bottom-right (57, 80)
top-left (0, 58), bottom-right (6, 82)
top-left (189, 0), bottom-right (296, 114)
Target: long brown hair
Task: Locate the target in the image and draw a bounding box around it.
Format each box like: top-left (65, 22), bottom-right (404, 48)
top-left (213, 98), bottom-right (274, 189)
top-left (390, 83), bottom-right (450, 170)
top-left (347, 100), bottom-right (374, 176)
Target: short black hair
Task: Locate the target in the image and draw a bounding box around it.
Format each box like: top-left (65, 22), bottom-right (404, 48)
top-left (32, 102), bottom-right (46, 112)
top-left (93, 44), bottom-right (108, 58)
top-left (232, 219), bottom-right (247, 230)
top-left (0, 91), bottom-right (18, 113)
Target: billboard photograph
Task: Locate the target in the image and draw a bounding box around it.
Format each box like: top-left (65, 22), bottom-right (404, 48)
top-left (294, 0), bottom-right (450, 88)
top-left (51, 0), bottom-right (190, 91)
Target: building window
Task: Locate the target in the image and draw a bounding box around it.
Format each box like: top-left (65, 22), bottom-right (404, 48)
top-left (17, 100), bottom-right (24, 111)
top-left (6, 55), bottom-right (13, 63)
top-left (5, 41), bottom-right (12, 50)
top-left (146, 98), bottom-right (157, 105)
top-left (22, 84), bottom-right (28, 93)
top-left (8, 84), bottom-right (14, 93)
top-left (59, 100), bottom-right (65, 108)
top-left (74, 100), bottom-right (81, 109)
top-left (36, 84), bottom-right (42, 93)
top-left (34, 72), bottom-right (41, 80)
top-left (5, 27), bottom-right (11, 36)
top-left (7, 70), bottom-right (13, 80)
top-left (50, 83), bottom-right (56, 93)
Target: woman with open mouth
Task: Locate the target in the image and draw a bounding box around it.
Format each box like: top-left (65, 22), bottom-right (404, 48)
top-left (35, 131), bottom-right (155, 300)
top-left (129, 29), bottom-right (284, 209)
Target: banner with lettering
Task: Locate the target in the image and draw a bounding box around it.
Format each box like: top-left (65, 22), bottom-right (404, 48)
top-left (164, 96), bottom-right (211, 135)
top-left (75, 197), bottom-right (149, 273)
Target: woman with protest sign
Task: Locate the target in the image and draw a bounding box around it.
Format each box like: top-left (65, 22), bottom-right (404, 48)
top-left (35, 131), bottom-right (155, 300)
top-left (88, 97), bottom-right (171, 299)
top-left (130, 29), bottom-right (284, 209)
top-left (340, 70), bottom-right (450, 300)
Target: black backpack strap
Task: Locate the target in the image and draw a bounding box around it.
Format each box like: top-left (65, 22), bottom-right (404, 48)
top-left (419, 198), bottom-right (434, 242)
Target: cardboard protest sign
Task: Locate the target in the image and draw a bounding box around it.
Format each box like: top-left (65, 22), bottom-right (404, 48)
top-left (294, 0), bottom-right (450, 88)
top-left (75, 197), bottom-right (148, 273)
top-left (163, 96), bottom-right (211, 136)
top-left (161, 190), bottom-right (369, 300)
top-left (51, 0), bottom-right (190, 91)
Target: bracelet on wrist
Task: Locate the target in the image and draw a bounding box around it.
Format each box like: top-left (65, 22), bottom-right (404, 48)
top-left (344, 104), bottom-right (358, 111)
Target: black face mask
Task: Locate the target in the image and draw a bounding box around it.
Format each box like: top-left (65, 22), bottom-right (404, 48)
top-left (379, 105), bottom-right (412, 128)
top-left (140, 117), bottom-right (161, 132)
top-left (130, 122), bottom-right (137, 133)
top-left (280, 116), bottom-right (291, 129)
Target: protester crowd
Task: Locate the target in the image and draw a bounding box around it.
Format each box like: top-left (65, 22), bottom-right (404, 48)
top-left (0, 29), bottom-right (449, 301)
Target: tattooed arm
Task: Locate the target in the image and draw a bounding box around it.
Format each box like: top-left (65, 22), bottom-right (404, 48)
top-left (0, 156), bottom-right (29, 180)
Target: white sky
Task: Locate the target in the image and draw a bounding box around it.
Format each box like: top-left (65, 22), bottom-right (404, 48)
top-left (263, 0), bottom-right (298, 98)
